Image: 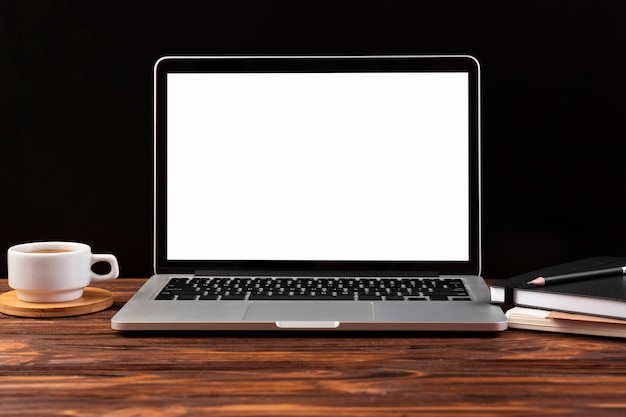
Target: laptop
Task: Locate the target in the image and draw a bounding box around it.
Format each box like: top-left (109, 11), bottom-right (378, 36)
top-left (111, 55), bottom-right (507, 331)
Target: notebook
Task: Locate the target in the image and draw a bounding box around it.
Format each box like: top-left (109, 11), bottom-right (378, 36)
top-left (111, 55), bottom-right (507, 331)
top-left (490, 256), bottom-right (626, 319)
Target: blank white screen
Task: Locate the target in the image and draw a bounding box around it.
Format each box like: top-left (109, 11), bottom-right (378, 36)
top-left (167, 72), bottom-right (469, 261)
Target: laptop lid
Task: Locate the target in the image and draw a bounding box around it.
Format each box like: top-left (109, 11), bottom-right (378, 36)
top-left (154, 55), bottom-right (481, 277)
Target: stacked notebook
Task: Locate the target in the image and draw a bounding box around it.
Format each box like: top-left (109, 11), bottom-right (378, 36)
top-left (505, 307), bottom-right (626, 338)
top-left (491, 256), bottom-right (626, 338)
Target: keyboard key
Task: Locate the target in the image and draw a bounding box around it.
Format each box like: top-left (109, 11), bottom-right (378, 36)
top-left (428, 296), bottom-right (451, 301)
top-left (358, 295), bottom-right (383, 301)
top-left (221, 294), bottom-right (247, 300)
top-left (155, 292), bottom-right (175, 300)
top-left (177, 294), bottom-right (198, 300)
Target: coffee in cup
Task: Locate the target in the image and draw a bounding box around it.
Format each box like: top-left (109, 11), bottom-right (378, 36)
top-left (7, 241), bottom-right (119, 303)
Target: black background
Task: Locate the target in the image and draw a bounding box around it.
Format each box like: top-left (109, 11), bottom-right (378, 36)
top-left (1, 0), bottom-right (625, 279)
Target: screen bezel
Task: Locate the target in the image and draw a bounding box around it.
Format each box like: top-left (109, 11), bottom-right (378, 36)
top-left (154, 55), bottom-right (481, 276)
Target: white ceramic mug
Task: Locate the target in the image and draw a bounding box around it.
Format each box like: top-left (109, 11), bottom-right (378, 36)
top-left (7, 241), bottom-right (119, 303)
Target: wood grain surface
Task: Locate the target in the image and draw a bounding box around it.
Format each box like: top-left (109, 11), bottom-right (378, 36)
top-left (1, 279), bottom-right (626, 416)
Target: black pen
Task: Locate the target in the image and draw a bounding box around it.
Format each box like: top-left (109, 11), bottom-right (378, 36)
top-left (526, 266), bottom-right (626, 287)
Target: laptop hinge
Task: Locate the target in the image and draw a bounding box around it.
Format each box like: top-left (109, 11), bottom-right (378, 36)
top-left (193, 270), bottom-right (440, 277)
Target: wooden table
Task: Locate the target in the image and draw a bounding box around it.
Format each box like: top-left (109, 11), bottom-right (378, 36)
top-left (2, 279), bottom-right (626, 416)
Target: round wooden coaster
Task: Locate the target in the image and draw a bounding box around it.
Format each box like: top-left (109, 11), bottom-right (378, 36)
top-left (0, 287), bottom-right (114, 318)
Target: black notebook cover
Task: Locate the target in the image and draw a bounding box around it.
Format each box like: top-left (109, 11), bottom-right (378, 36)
top-left (490, 257), bottom-right (626, 318)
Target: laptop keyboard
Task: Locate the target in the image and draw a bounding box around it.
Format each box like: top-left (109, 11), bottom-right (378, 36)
top-left (155, 277), bottom-right (471, 301)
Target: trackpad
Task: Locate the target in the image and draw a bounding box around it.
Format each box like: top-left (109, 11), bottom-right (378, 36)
top-left (243, 301), bottom-right (374, 322)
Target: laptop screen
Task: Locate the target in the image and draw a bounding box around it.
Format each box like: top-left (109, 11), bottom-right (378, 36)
top-left (154, 56), bottom-right (480, 276)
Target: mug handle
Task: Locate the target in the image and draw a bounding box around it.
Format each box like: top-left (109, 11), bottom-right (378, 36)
top-left (90, 254), bottom-right (120, 281)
